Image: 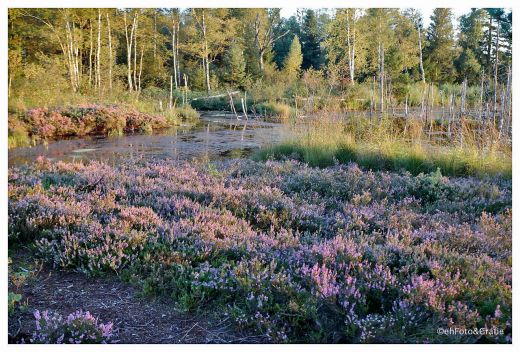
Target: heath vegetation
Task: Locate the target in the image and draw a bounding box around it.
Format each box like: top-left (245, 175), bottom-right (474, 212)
top-left (8, 7), bottom-right (512, 344)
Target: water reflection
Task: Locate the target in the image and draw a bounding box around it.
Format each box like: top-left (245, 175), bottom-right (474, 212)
top-left (8, 112), bottom-right (287, 167)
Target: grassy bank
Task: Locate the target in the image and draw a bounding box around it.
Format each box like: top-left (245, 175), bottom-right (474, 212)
top-left (254, 116), bottom-right (512, 178)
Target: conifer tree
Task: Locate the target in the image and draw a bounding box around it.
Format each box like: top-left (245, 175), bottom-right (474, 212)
top-left (424, 8), bottom-right (457, 83)
top-left (283, 35), bottom-right (303, 81)
top-left (301, 10), bottom-right (324, 70)
top-left (222, 42), bottom-right (247, 88)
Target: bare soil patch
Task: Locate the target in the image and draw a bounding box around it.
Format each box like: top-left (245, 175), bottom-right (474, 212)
top-left (8, 261), bottom-right (266, 344)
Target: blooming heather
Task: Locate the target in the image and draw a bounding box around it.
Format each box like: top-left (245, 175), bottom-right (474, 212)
top-left (29, 309), bottom-right (115, 344)
top-left (8, 158), bottom-right (512, 343)
top-left (20, 104), bottom-right (172, 141)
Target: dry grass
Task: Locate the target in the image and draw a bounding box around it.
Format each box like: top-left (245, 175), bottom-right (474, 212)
top-left (254, 114), bottom-right (512, 178)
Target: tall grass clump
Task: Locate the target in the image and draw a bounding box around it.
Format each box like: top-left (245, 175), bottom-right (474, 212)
top-left (254, 115), bottom-right (511, 178)
top-left (254, 101), bottom-right (295, 119)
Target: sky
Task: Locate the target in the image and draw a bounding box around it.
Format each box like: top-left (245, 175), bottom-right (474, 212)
top-left (280, 7), bottom-right (472, 27)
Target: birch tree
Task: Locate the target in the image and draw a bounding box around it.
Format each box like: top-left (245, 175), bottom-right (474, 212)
top-left (124, 10), bottom-right (138, 92)
top-left (252, 9), bottom-right (289, 71)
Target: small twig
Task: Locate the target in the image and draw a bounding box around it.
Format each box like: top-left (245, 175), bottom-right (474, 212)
top-left (178, 322), bottom-right (198, 342)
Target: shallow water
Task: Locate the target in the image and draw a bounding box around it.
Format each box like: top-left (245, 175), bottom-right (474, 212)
top-left (8, 112), bottom-right (288, 167)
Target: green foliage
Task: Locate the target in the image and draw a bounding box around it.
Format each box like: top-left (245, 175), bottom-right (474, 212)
top-left (8, 292), bottom-right (22, 315)
top-left (301, 10), bottom-right (325, 70)
top-left (175, 104), bottom-right (200, 120)
top-left (272, 16), bottom-right (301, 69)
top-left (8, 8), bottom-right (512, 111)
top-left (424, 9), bottom-right (457, 84)
top-left (222, 42), bottom-right (248, 89)
top-left (456, 49), bottom-right (482, 83)
top-left (283, 35), bottom-right (303, 81)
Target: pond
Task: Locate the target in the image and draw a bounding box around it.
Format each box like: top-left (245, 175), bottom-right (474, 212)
top-left (8, 112), bottom-right (289, 167)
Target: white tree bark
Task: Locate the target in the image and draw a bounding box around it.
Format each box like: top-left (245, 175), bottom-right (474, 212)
top-left (133, 15), bottom-right (139, 91)
top-left (89, 21), bottom-right (93, 88)
top-left (379, 42), bottom-right (385, 115)
top-left (346, 9), bottom-right (356, 85)
top-left (106, 12), bottom-right (113, 91)
top-left (138, 45), bottom-right (144, 96)
top-left (172, 16), bottom-right (178, 89)
top-left (124, 12), bottom-right (137, 92)
top-left (96, 10), bottom-right (101, 92)
top-left (176, 21), bottom-right (181, 87)
top-left (253, 11), bottom-right (289, 72)
top-left (418, 26), bottom-right (425, 83)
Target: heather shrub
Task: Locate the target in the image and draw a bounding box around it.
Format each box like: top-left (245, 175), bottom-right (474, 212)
top-left (14, 104), bottom-right (177, 142)
top-left (29, 310), bottom-right (115, 344)
top-left (8, 158), bottom-right (512, 343)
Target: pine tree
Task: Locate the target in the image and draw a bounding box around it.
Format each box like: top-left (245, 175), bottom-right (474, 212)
top-left (301, 9), bottom-right (324, 70)
top-left (456, 49), bottom-right (481, 83)
top-left (273, 16), bottom-right (301, 69)
top-left (283, 35), bottom-right (303, 81)
top-left (456, 9), bottom-right (486, 82)
top-left (424, 8), bottom-right (457, 84)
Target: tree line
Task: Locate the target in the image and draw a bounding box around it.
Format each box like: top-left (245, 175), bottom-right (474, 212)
top-left (8, 8), bottom-right (512, 99)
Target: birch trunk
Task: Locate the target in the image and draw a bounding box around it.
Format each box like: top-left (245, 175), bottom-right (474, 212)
top-left (89, 21), bottom-right (93, 87)
top-left (124, 13), bottom-right (133, 91)
top-left (379, 42), bottom-right (385, 116)
top-left (65, 19), bottom-right (76, 92)
top-left (479, 71), bottom-right (484, 120)
top-left (133, 15), bottom-right (139, 91)
top-left (418, 26), bottom-right (425, 84)
top-left (96, 10), bottom-right (101, 92)
top-left (138, 46), bottom-right (144, 95)
top-left (106, 12), bottom-right (113, 91)
top-left (169, 75), bottom-right (173, 109)
top-left (346, 9), bottom-right (355, 85)
top-left (176, 22), bottom-right (181, 86)
top-left (72, 21), bottom-right (80, 89)
top-left (492, 21), bottom-right (500, 122)
top-left (153, 12), bottom-right (157, 60)
top-left (202, 11), bottom-right (211, 92)
top-left (172, 17), bottom-right (178, 89)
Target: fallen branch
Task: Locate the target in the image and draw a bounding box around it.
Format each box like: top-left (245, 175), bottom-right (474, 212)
top-left (191, 91), bottom-right (239, 101)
